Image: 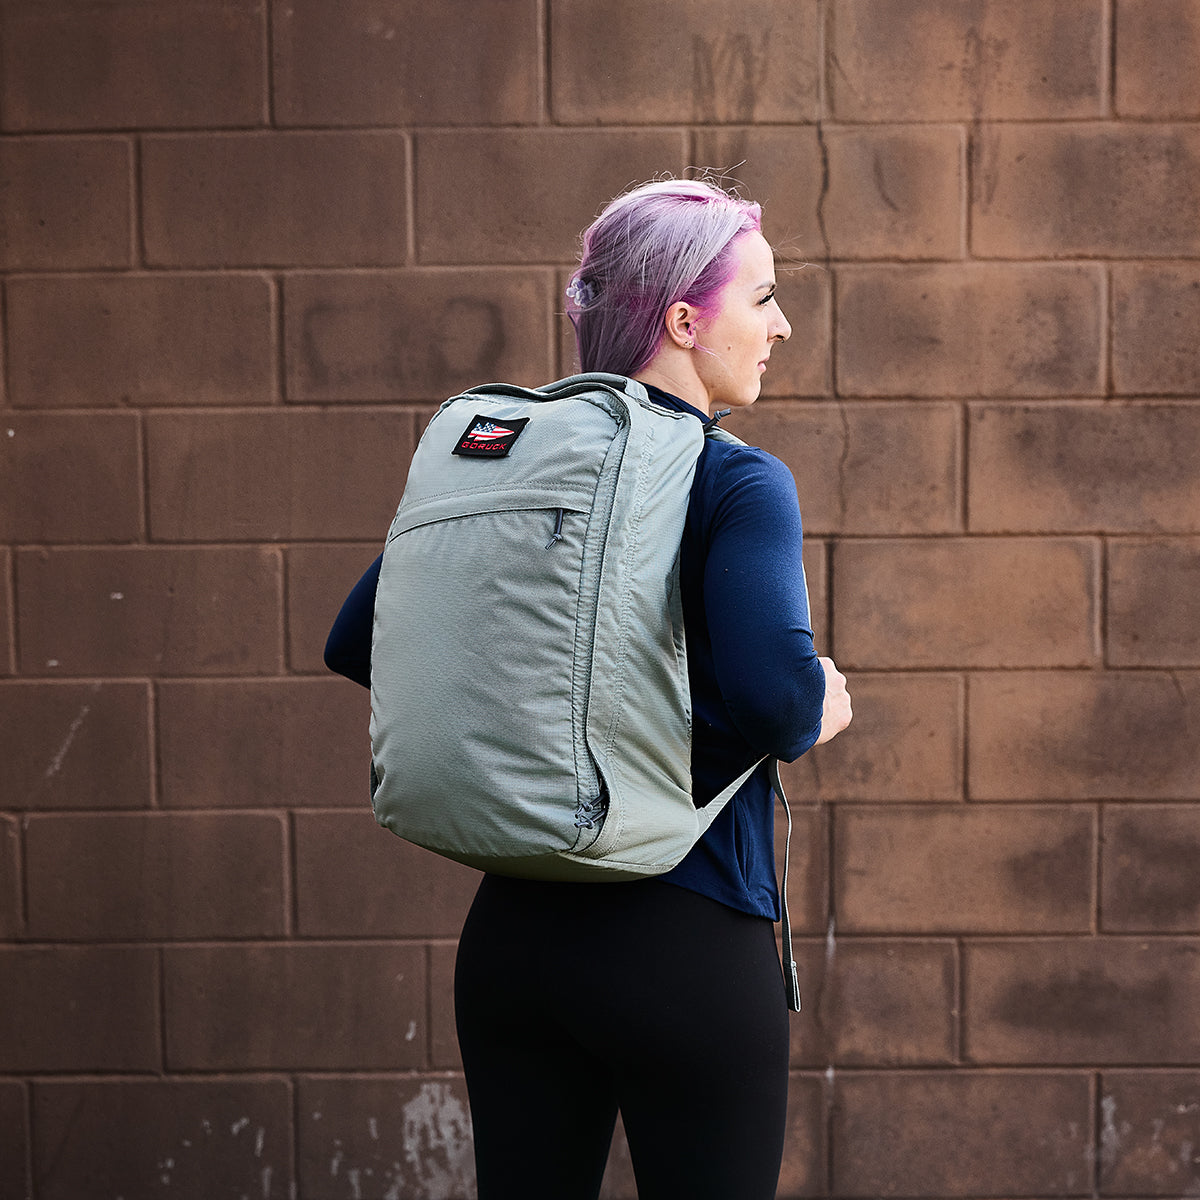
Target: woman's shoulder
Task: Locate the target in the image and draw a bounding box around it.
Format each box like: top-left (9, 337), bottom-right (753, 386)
top-left (700, 435), bottom-right (796, 498)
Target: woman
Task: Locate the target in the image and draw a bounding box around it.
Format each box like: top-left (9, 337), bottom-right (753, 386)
top-left (325, 177), bottom-right (852, 1199)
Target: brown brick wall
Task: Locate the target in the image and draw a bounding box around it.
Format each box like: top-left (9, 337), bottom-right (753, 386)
top-left (1, 2), bottom-right (1197, 1197)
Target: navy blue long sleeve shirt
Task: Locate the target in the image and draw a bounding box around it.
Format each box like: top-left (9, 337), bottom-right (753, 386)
top-left (324, 384), bottom-right (825, 921)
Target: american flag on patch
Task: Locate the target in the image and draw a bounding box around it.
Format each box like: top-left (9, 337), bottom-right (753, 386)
top-left (469, 420), bottom-right (515, 441)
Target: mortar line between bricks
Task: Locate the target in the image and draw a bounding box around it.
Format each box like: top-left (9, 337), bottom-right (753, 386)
top-left (262, 0), bottom-right (276, 129)
top-left (538, 0), bottom-right (551, 126)
top-left (129, 135), bottom-right (143, 268)
top-left (1105, 0), bottom-right (1117, 120)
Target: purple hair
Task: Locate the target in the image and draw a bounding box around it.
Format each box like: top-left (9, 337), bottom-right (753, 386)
top-left (567, 178), bottom-right (763, 378)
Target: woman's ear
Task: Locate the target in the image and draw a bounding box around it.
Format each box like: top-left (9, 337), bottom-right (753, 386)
top-left (663, 302), bottom-right (699, 350)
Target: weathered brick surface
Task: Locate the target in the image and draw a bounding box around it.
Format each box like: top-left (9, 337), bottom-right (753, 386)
top-left (274, 0), bottom-right (539, 127)
top-left (165, 944), bottom-right (427, 1070)
top-left (970, 404), bottom-right (1200, 533)
top-left (4, 5), bottom-right (1200, 1196)
top-left (25, 812), bottom-right (287, 940)
top-left (142, 132), bottom-right (409, 267)
top-left (835, 537), bottom-right (1099, 668)
top-left (296, 1076), bottom-right (475, 1200)
top-left (0, 681), bottom-right (151, 810)
top-left (147, 409), bottom-right (415, 541)
top-left (158, 679), bottom-right (368, 809)
top-left (1113, 264), bottom-right (1200, 395)
top-left (1100, 1072), bottom-right (1200, 1195)
top-left (5, 273), bottom-right (275, 408)
top-left (553, 0), bottom-right (820, 124)
top-left (810, 940), bottom-right (959, 1067)
top-left (0, 137), bottom-right (131, 269)
top-left (1115, 0), bottom-right (1200, 117)
top-left (0, 1081), bottom-right (29, 1200)
top-left (779, 1075), bottom-right (825, 1198)
top-left (0, 412), bottom-right (141, 542)
top-left (414, 131), bottom-right (687, 263)
top-left (829, 0), bottom-right (1105, 120)
top-left (836, 805), bottom-right (1095, 934)
top-left (724, 402), bottom-right (961, 535)
top-left (966, 939), bottom-right (1200, 1064)
top-left (1101, 805), bottom-right (1200, 933)
top-left (429, 941), bottom-right (462, 1069)
top-left (284, 269), bottom-right (554, 401)
top-left (0, 816), bottom-right (19, 938)
top-left (295, 810), bottom-right (479, 937)
top-left (0, 946), bottom-right (159, 1071)
top-left (33, 1079), bottom-right (294, 1200)
top-left (783, 673), bottom-right (964, 802)
top-left (0, 548), bottom-right (12, 677)
top-left (0, 2), bottom-right (265, 132)
top-left (1109, 538), bottom-right (1200, 666)
top-left (16, 547), bottom-right (283, 677)
top-left (970, 671), bottom-right (1200, 800)
top-left (837, 264), bottom-right (1104, 396)
top-left (974, 124), bottom-right (1200, 258)
top-left (832, 1071), bottom-right (1093, 1196)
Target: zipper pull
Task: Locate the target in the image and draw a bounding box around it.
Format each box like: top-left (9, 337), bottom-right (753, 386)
top-left (545, 508), bottom-right (564, 549)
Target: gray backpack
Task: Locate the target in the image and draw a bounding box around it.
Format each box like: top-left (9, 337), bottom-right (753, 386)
top-left (369, 373), bottom-right (801, 1005)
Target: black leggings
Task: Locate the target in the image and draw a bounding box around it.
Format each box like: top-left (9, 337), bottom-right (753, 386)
top-left (455, 874), bottom-right (790, 1199)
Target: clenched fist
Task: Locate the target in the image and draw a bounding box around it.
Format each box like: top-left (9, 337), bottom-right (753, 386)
top-left (814, 657), bottom-right (852, 745)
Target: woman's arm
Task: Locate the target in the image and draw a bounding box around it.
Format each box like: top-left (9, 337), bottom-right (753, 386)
top-left (323, 554), bottom-right (382, 688)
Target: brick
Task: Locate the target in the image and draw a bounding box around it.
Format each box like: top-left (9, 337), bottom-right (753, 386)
top-left (287, 545), bottom-right (380, 674)
top-left (1113, 264), bottom-right (1200, 395)
top-left (0, 681), bottom-right (150, 810)
top-left (779, 1075), bottom-right (825, 1198)
top-left (159, 679), bottom-right (369, 809)
top-left (966, 939), bottom-right (1200, 1064)
top-left (274, 0), bottom-right (538, 126)
top-left (295, 816), bottom-right (477, 936)
top-left (837, 805), bottom-right (1094, 935)
top-left (0, 136), bottom-right (130, 269)
top-left (33, 1079), bottom-right (293, 1200)
top-left (970, 671), bottom-right (1200, 800)
top-left (970, 403), bottom-right (1200, 533)
top-left (284, 269), bottom-right (554, 402)
top-left (799, 939), bottom-right (958, 1067)
top-left (0, 412), bottom-right (141, 541)
top-left (0, 1081), bottom-right (28, 1200)
top-left (837, 264), bottom-right (1104, 396)
top-left (801, 537), bottom-right (828, 651)
top-left (785, 941), bottom-right (830, 1067)
top-left (0, 2), bottom-right (264, 131)
top-left (165, 944), bottom-right (427, 1069)
top-left (296, 1076), bottom-right (474, 1200)
top-left (16, 547), bottom-right (282, 676)
top-left (296, 810), bottom-right (479, 937)
top-left (724, 401), bottom-right (961, 535)
top-left (5, 273), bottom-right (275, 408)
top-left (0, 548), bottom-right (14, 677)
top-left (25, 812), bottom-right (286, 939)
top-left (829, 0), bottom-right (1105, 121)
top-left (414, 130), bottom-right (686, 264)
top-left (776, 804), bottom-right (827, 937)
top-left (142, 132), bottom-right (408, 267)
top-left (1109, 538), bottom-right (1200, 666)
top-left (0, 946), bottom-right (158, 1070)
top-left (600, 1116), bottom-right (637, 1200)
top-left (973, 124), bottom-right (1200, 257)
top-left (1100, 1072), bottom-right (1200, 1195)
top-left (698, 126), bottom-right (965, 261)
top-left (832, 1072), bottom-right (1092, 1196)
top-left (1102, 805), bottom-right (1200, 933)
top-left (786, 673), bottom-right (963, 803)
top-left (1116, 0), bottom-right (1200, 117)
top-left (147, 409), bottom-right (415, 541)
top-left (834, 537), bottom-right (1099, 669)
top-left (552, 0), bottom-right (820, 124)
top-left (429, 941), bottom-right (461, 1069)
top-left (692, 129), bottom-right (825, 260)
top-left (0, 817), bottom-right (19, 938)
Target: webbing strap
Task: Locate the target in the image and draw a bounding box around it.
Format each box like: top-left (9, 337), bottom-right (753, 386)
top-left (696, 756), bottom-right (801, 1013)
